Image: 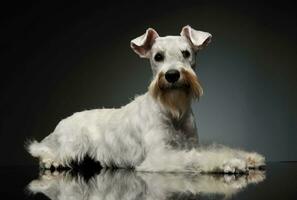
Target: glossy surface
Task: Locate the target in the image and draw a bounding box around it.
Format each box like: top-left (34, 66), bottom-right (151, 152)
top-left (0, 162), bottom-right (296, 199)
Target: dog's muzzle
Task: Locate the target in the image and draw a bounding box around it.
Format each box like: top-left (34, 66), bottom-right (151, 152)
top-left (150, 68), bottom-right (203, 99)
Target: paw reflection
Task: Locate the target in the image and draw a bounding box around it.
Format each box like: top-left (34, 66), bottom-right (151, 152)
top-left (28, 169), bottom-right (265, 200)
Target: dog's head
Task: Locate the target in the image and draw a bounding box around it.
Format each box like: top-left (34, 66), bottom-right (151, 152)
top-left (131, 25), bottom-right (212, 119)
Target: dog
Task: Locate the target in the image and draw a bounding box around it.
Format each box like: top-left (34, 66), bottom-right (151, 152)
top-left (27, 25), bottom-right (265, 173)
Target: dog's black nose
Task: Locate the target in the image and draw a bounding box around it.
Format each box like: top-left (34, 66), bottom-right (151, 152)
top-left (165, 69), bottom-right (180, 83)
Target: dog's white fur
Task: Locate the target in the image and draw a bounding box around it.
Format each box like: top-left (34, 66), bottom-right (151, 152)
top-left (27, 25), bottom-right (265, 173)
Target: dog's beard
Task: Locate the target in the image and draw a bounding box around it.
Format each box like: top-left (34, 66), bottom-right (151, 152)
top-left (149, 69), bottom-right (203, 119)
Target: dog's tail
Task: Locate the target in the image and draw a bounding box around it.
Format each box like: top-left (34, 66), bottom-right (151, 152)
top-left (25, 139), bottom-right (50, 158)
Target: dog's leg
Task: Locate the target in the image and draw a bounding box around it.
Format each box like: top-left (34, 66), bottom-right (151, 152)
top-left (27, 130), bottom-right (91, 168)
top-left (136, 128), bottom-right (262, 173)
top-left (27, 135), bottom-right (62, 168)
top-left (190, 147), bottom-right (250, 173)
top-left (135, 149), bottom-right (247, 173)
top-left (135, 143), bottom-right (265, 173)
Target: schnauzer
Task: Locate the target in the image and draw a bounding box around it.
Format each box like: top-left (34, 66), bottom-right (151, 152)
top-left (27, 25), bottom-right (265, 173)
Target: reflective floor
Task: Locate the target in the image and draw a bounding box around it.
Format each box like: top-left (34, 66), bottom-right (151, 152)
top-left (0, 162), bottom-right (296, 199)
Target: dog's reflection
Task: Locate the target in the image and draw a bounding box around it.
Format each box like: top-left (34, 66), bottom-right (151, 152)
top-left (28, 169), bottom-right (265, 200)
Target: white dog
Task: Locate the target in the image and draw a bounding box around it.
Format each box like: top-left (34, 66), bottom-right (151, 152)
top-left (27, 25), bottom-right (265, 173)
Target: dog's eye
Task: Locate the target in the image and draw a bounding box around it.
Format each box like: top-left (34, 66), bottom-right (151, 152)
top-left (154, 53), bottom-right (164, 62)
top-left (182, 50), bottom-right (191, 59)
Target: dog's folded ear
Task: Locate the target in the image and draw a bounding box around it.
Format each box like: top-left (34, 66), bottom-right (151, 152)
top-left (180, 25), bottom-right (212, 51)
top-left (130, 28), bottom-right (159, 58)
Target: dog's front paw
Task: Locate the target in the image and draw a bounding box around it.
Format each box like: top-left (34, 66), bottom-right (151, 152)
top-left (220, 158), bottom-right (248, 174)
top-left (245, 153), bottom-right (265, 169)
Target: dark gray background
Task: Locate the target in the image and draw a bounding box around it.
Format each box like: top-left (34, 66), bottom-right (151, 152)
top-left (1, 1), bottom-right (296, 166)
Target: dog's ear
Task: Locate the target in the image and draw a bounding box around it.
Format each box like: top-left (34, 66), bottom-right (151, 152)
top-left (130, 28), bottom-right (159, 58)
top-left (180, 25), bottom-right (212, 51)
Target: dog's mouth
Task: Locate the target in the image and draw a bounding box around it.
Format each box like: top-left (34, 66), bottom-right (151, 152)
top-left (161, 82), bottom-right (191, 91)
